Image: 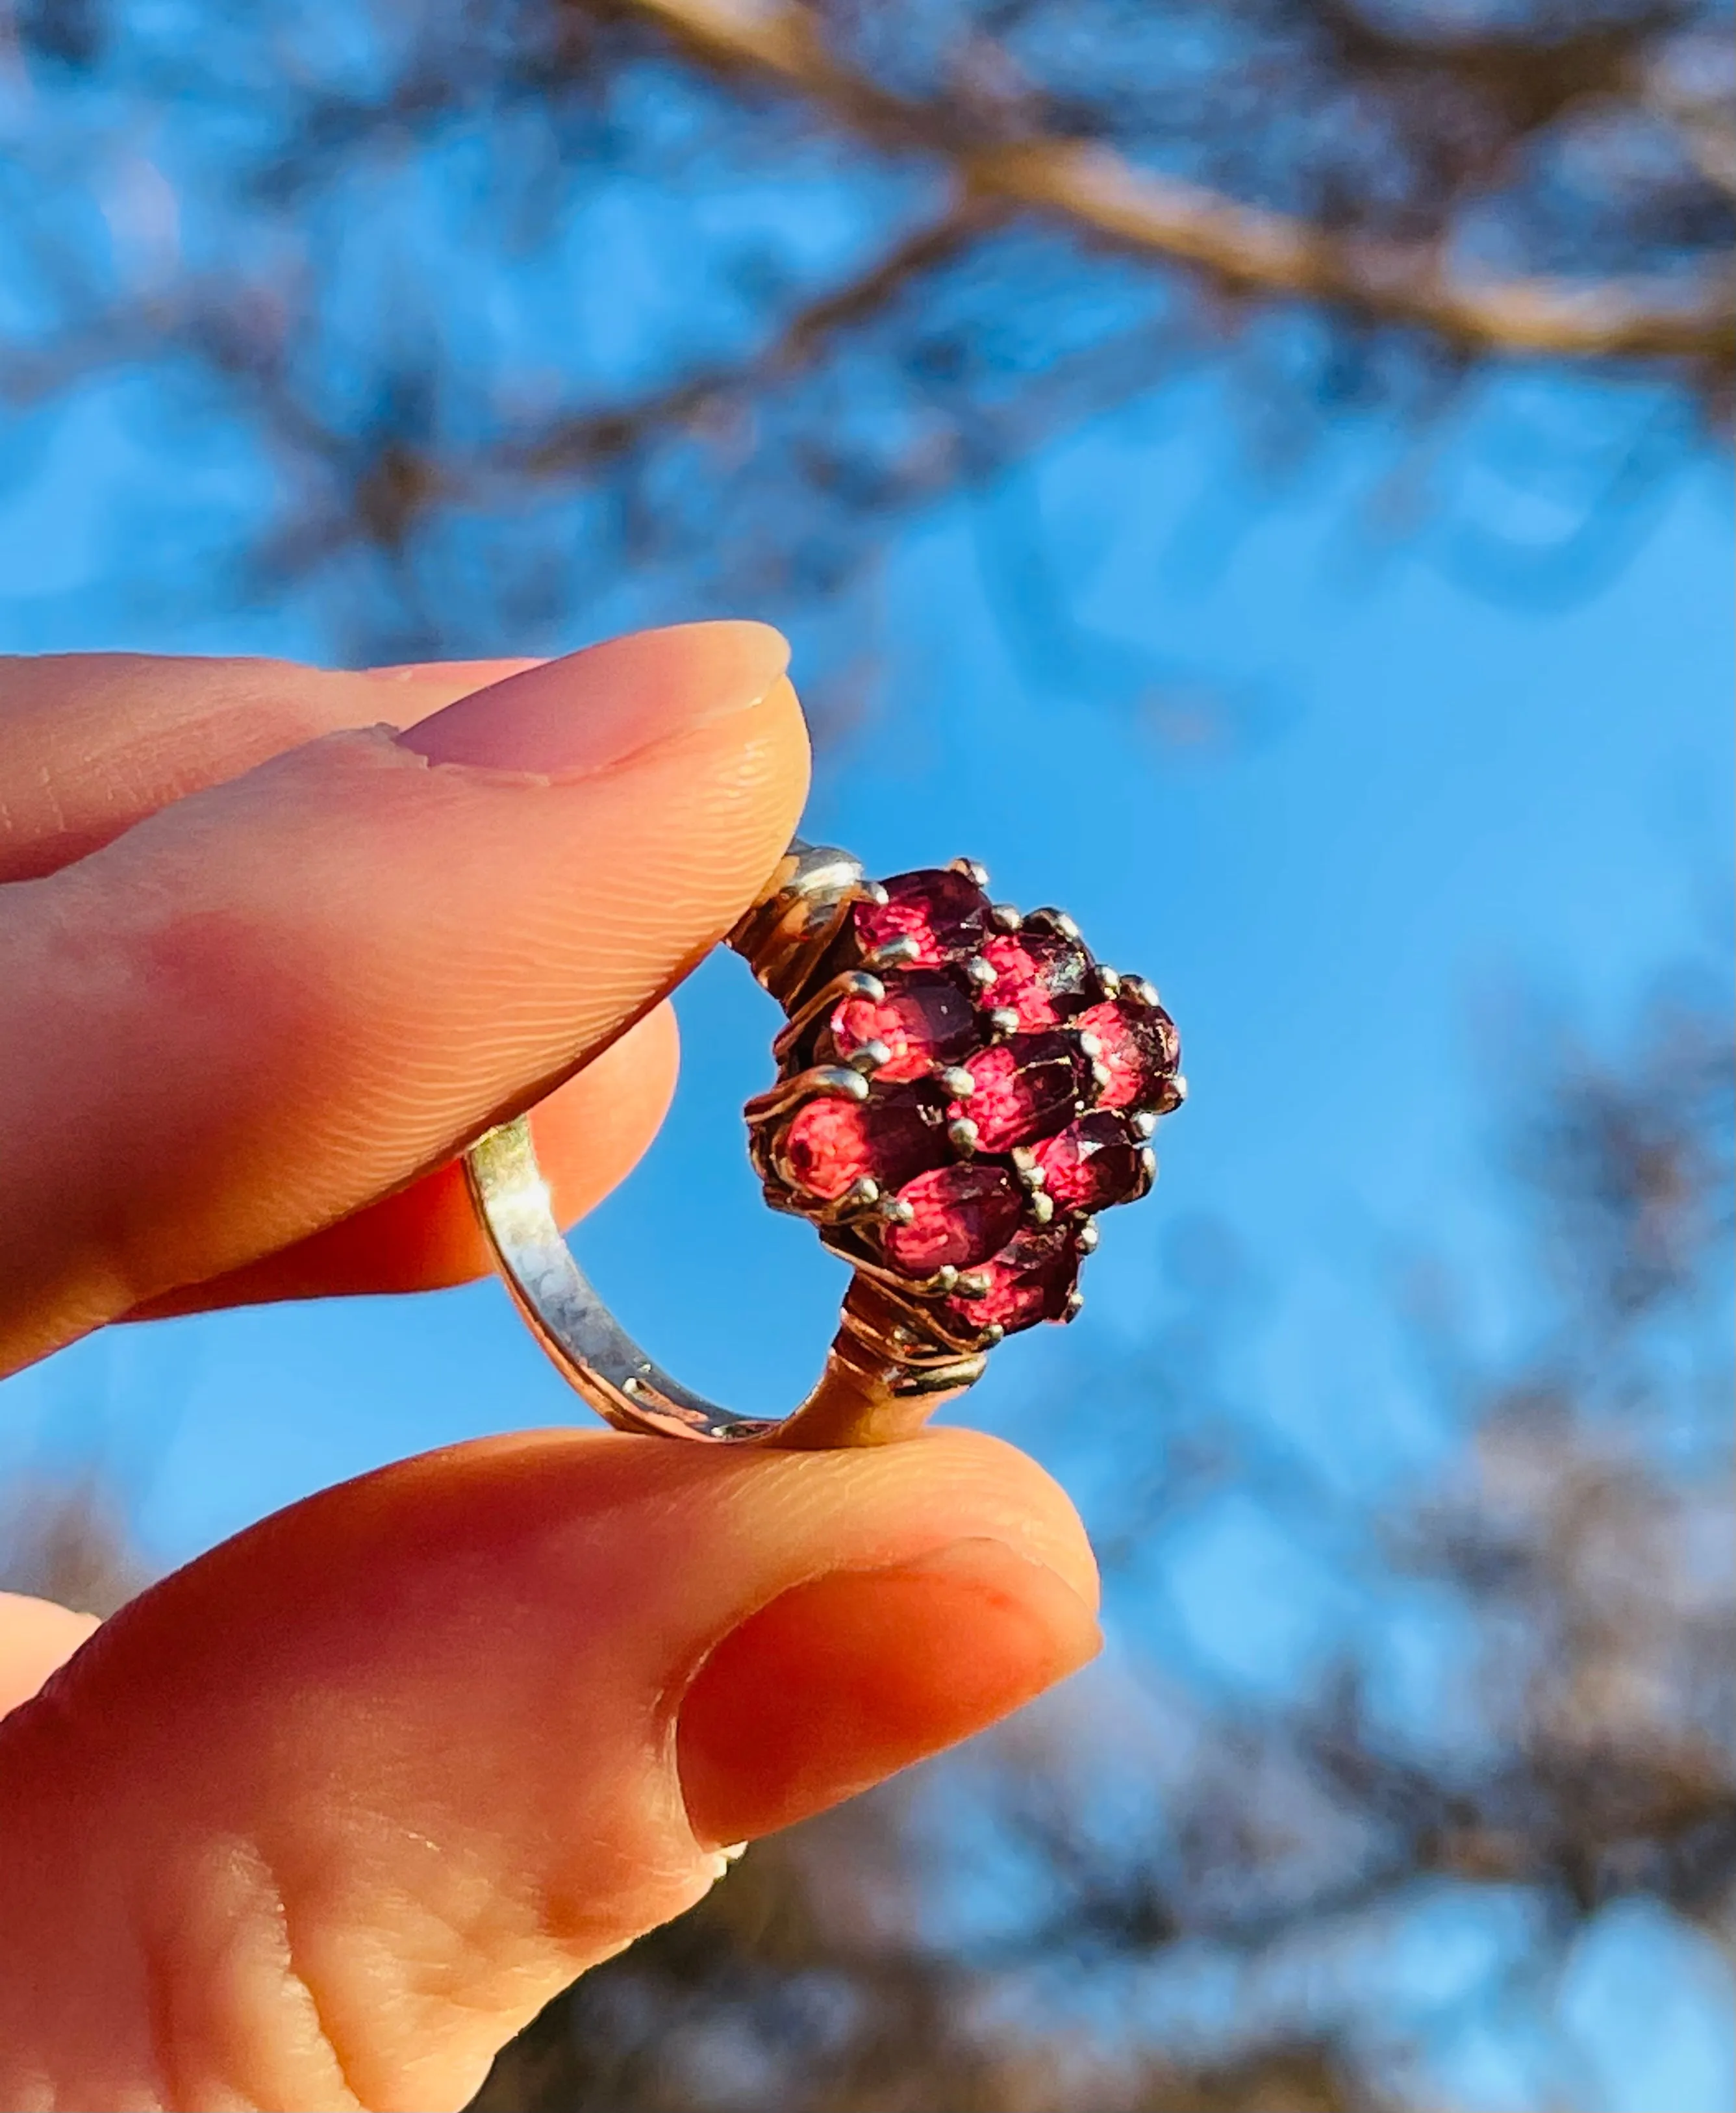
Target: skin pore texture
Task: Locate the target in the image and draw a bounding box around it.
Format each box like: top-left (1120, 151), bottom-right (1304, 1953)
top-left (0, 627), bottom-right (1101, 2112)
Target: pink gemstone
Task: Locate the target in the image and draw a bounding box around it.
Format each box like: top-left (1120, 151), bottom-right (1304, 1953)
top-left (978, 931), bottom-right (1092, 1030)
top-left (945, 1225), bottom-right (1082, 1335)
top-left (949, 1033), bottom-right (1087, 1152)
top-left (853, 868), bottom-right (989, 968)
top-left (781, 1088), bottom-right (946, 1202)
top-left (1033, 1111), bottom-right (1146, 1213)
top-left (884, 1163), bottom-right (1022, 1276)
top-left (831, 972), bottom-right (975, 1083)
top-left (1076, 996), bottom-right (1180, 1111)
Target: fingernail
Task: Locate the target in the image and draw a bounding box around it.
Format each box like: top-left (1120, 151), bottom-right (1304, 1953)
top-left (396, 620), bottom-right (790, 780)
top-left (676, 1537), bottom-right (1101, 1849)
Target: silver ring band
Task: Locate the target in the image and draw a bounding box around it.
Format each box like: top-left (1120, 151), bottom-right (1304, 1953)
top-left (465, 838), bottom-right (1183, 1449)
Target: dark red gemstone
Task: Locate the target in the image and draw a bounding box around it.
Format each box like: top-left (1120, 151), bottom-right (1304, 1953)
top-left (945, 1225), bottom-right (1083, 1335)
top-left (781, 1087), bottom-right (946, 1202)
top-left (949, 1033), bottom-right (1087, 1152)
top-left (1033, 1111), bottom-right (1147, 1213)
top-left (831, 972), bottom-right (975, 1083)
top-left (978, 931), bottom-right (1093, 1030)
top-left (884, 1163), bottom-right (1022, 1276)
top-left (853, 868), bottom-right (989, 968)
top-left (1076, 996), bottom-right (1180, 1111)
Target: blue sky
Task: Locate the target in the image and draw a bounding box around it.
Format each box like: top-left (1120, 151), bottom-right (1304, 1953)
top-left (1, 286), bottom-right (1731, 2113)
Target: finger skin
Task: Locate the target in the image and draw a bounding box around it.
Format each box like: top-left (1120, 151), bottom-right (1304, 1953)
top-left (0, 1427), bottom-right (1098, 2112)
top-left (0, 1597), bottom-right (99, 1720)
top-left (0, 656), bottom-right (541, 883)
top-left (125, 1000), bottom-right (680, 1315)
top-left (0, 634), bottom-right (807, 1372)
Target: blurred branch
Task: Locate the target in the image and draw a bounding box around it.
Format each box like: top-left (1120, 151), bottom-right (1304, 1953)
top-left (621, 0), bottom-right (1736, 362)
top-left (506, 197), bottom-right (996, 481)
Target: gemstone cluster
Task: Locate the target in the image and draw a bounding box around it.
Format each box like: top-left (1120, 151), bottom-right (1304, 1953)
top-left (747, 861), bottom-right (1184, 1352)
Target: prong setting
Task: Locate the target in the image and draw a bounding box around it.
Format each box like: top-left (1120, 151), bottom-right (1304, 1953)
top-left (746, 855), bottom-right (1182, 1358)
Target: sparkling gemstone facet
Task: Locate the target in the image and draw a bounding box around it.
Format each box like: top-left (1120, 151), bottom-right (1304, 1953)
top-left (831, 972), bottom-right (976, 1083)
top-left (1075, 996), bottom-right (1181, 1111)
top-left (1033, 1111), bottom-right (1146, 1213)
top-left (853, 868), bottom-right (989, 968)
top-left (884, 1163), bottom-right (1023, 1276)
top-left (978, 931), bottom-right (1093, 1030)
top-left (945, 1225), bottom-right (1082, 1335)
top-left (948, 1033), bottom-right (1087, 1152)
top-left (781, 1088), bottom-right (947, 1201)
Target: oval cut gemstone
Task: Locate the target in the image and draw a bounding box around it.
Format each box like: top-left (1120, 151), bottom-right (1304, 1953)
top-left (884, 1163), bottom-right (1022, 1276)
top-left (978, 931), bottom-right (1092, 1030)
top-left (831, 971), bottom-right (975, 1083)
top-left (852, 868), bottom-right (989, 968)
top-left (1033, 1111), bottom-right (1146, 1213)
top-left (781, 1087), bottom-right (946, 1202)
top-left (949, 1033), bottom-right (1087, 1152)
top-left (946, 1225), bottom-right (1083, 1335)
top-left (1076, 996), bottom-right (1181, 1111)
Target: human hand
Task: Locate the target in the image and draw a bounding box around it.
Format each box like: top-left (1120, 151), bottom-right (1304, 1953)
top-left (0, 626), bottom-right (1100, 2110)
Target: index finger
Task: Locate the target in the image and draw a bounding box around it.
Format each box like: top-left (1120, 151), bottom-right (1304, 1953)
top-left (0, 653), bottom-right (540, 883)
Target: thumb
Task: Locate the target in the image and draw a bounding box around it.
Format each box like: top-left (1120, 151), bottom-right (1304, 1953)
top-left (0, 1428), bottom-right (1098, 2112)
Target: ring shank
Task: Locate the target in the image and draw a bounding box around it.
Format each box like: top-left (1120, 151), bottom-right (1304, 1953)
top-left (464, 841), bottom-right (986, 1447)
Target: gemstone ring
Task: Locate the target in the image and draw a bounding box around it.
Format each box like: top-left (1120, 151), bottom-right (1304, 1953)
top-left (464, 840), bottom-right (1184, 1449)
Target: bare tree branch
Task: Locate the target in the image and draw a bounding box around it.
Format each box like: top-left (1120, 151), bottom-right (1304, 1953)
top-left (620, 0), bottom-right (1736, 363)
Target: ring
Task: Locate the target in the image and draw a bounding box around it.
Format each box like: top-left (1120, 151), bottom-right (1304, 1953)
top-left (464, 840), bottom-right (1185, 1449)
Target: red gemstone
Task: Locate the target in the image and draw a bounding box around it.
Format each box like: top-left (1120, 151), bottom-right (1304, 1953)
top-left (945, 1225), bottom-right (1083, 1335)
top-left (979, 931), bottom-right (1092, 1030)
top-left (1076, 996), bottom-right (1180, 1111)
top-left (950, 1033), bottom-right (1087, 1152)
top-left (1033, 1111), bottom-right (1146, 1213)
top-left (781, 1088), bottom-right (947, 1202)
top-left (884, 1163), bottom-right (1022, 1276)
top-left (853, 868), bottom-right (989, 968)
top-left (831, 972), bottom-right (976, 1083)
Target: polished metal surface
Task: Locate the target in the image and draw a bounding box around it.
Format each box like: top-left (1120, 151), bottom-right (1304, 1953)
top-left (464, 837), bottom-right (985, 1448)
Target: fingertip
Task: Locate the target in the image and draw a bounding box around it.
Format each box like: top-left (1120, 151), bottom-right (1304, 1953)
top-left (676, 1536), bottom-right (1101, 1846)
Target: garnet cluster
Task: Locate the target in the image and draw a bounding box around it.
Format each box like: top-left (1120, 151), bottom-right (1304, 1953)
top-left (749, 861), bottom-right (1184, 1349)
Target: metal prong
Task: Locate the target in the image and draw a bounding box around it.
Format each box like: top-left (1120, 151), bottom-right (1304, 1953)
top-left (963, 955), bottom-right (998, 990)
top-left (1076, 1220), bottom-right (1100, 1252)
top-left (772, 968), bottom-right (884, 1064)
top-left (1136, 1145), bottom-right (1158, 1195)
top-left (860, 880), bottom-right (890, 908)
top-left (988, 902), bottom-right (1022, 932)
top-left (1090, 1061), bottom-right (1114, 1093)
top-left (1025, 906), bottom-right (1080, 941)
top-left (1076, 1031), bottom-right (1102, 1059)
top-left (1094, 963), bottom-right (1122, 1000)
top-left (1028, 1191), bottom-right (1055, 1226)
top-left (1014, 1159), bottom-right (1046, 1193)
top-left (863, 933), bottom-right (922, 972)
top-left (846, 1038), bottom-right (892, 1075)
top-left (929, 1264), bottom-right (959, 1295)
top-left (1128, 1108), bottom-right (1158, 1139)
top-left (744, 1065), bottom-right (869, 1124)
top-left (947, 1116), bottom-right (980, 1155)
top-left (938, 1065), bottom-right (976, 1099)
top-left (1168, 1072), bottom-right (1189, 1105)
top-left (987, 1006), bottom-right (1021, 1040)
top-left (949, 856), bottom-right (990, 888)
top-left (953, 1269), bottom-right (991, 1299)
top-left (1122, 975), bottom-right (1160, 1008)
top-left (879, 1195), bottom-right (916, 1226)
top-left (1061, 1289), bottom-right (1085, 1321)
